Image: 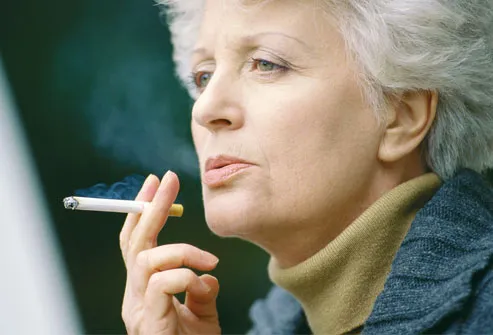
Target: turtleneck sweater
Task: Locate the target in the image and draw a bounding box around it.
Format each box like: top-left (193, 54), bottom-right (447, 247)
top-left (268, 173), bottom-right (441, 334)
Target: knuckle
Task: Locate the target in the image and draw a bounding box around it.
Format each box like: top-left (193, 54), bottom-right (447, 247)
top-left (135, 251), bottom-right (149, 268)
top-left (148, 272), bottom-right (162, 288)
top-left (183, 268), bottom-right (197, 282)
top-left (121, 310), bottom-right (134, 332)
top-left (121, 309), bottom-right (128, 324)
top-left (177, 244), bottom-right (202, 267)
top-left (127, 239), bottom-right (136, 254)
top-left (119, 232), bottom-right (126, 250)
top-left (176, 243), bottom-right (197, 260)
top-left (145, 236), bottom-right (157, 249)
top-left (127, 321), bottom-right (139, 335)
top-left (176, 243), bottom-right (192, 252)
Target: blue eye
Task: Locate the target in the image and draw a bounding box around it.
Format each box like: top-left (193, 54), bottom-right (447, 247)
top-left (193, 71), bottom-right (212, 89)
top-left (251, 58), bottom-right (285, 72)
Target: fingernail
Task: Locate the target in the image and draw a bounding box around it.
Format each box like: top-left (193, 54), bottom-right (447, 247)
top-left (143, 174), bottom-right (154, 186)
top-left (158, 171), bottom-right (171, 190)
top-left (136, 175), bottom-right (155, 199)
top-left (201, 250), bottom-right (219, 266)
top-left (200, 279), bottom-right (211, 293)
top-left (160, 170), bottom-right (173, 186)
top-left (210, 256), bottom-right (219, 266)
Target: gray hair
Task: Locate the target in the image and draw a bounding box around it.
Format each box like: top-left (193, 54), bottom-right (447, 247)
top-left (157, 0), bottom-right (493, 179)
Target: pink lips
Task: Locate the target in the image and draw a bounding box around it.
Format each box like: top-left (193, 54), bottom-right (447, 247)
top-left (204, 156), bottom-right (254, 187)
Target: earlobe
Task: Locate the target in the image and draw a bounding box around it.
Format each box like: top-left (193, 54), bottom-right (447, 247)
top-left (378, 90), bottom-right (438, 163)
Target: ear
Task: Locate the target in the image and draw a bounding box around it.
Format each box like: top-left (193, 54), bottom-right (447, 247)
top-left (378, 90), bottom-right (438, 163)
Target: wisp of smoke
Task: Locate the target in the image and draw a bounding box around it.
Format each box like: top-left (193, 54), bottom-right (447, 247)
top-left (51, 0), bottom-right (199, 179)
top-left (75, 174), bottom-right (146, 200)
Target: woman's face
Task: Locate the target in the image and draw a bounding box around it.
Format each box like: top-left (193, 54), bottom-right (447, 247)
top-left (191, 0), bottom-right (384, 243)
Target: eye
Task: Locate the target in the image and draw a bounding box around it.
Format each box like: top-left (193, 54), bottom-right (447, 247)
top-left (192, 71), bottom-right (213, 89)
top-left (250, 58), bottom-right (288, 73)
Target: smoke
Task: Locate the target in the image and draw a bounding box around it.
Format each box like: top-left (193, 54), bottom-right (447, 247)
top-left (75, 174), bottom-right (145, 200)
top-left (51, 0), bottom-right (199, 179)
top-left (83, 56), bottom-right (199, 178)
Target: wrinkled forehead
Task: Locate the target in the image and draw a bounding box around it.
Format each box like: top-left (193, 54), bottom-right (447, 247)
top-left (165, 0), bottom-right (337, 97)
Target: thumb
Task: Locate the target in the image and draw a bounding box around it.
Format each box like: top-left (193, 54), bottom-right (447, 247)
top-left (185, 274), bottom-right (219, 318)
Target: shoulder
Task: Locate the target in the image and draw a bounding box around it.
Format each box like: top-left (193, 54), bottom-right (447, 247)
top-left (364, 169), bottom-right (493, 334)
top-left (460, 265), bottom-right (493, 332)
top-left (248, 285), bottom-right (307, 335)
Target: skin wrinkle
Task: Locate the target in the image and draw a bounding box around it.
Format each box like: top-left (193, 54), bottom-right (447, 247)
top-left (190, 0), bottom-right (432, 268)
top-left (164, 0), bottom-right (493, 178)
top-left (192, 37), bottom-right (314, 77)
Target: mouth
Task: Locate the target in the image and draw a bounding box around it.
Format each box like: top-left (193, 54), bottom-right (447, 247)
top-left (204, 155), bottom-right (255, 188)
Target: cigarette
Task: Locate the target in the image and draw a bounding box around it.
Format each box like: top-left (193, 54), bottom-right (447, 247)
top-left (63, 196), bottom-right (184, 217)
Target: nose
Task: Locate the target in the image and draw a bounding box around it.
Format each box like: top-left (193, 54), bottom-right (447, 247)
top-left (192, 70), bottom-right (245, 132)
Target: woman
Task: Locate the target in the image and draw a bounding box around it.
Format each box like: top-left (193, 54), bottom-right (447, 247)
top-left (119, 0), bottom-right (493, 333)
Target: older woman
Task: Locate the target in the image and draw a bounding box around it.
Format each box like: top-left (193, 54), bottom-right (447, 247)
top-left (119, 0), bottom-right (493, 334)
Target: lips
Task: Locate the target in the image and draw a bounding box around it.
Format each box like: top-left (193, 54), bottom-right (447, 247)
top-left (204, 155), bottom-right (254, 187)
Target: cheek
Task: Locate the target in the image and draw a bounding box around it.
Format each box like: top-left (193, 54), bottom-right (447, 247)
top-left (250, 82), bottom-right (381, 185)
top-left (191, 121), bottom-right (207, 157)
top-left (269, 81), bottom-right (378, 154)
top-left (249, 95), bottom-right (340, 164)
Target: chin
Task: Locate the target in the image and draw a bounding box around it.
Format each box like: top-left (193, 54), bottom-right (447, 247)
top-left (204, 205), bottom-right (255, 238)
top-left (202, 192), bottom-right (265, 238)
top-left (204, 212), bottom-right (240, 237)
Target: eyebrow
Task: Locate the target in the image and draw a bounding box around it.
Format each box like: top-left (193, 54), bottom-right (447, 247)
top-left (192, 31), bottom-right (308, 56)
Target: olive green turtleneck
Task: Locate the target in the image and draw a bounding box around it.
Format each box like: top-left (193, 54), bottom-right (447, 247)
top-left (269, 173), bottom-right (441, 335)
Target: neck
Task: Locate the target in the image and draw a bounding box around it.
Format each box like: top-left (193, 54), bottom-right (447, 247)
top-left (250, 161), bottom-right (427, 268)
top-left (252, 175), bottom-right (401, 267)
top-left (268, 172), bottom-right (442, 334)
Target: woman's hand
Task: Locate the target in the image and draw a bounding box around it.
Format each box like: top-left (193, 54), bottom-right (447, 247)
top-left (119, 171), bottom-right (221, 335)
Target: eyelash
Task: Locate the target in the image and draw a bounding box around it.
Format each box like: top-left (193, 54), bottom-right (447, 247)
top-left (188, 71), bottom-right (211, 91)
top-left (248, 57), bottom-right (289, 74)
top-left (190, 58), bottom-right (289, 91)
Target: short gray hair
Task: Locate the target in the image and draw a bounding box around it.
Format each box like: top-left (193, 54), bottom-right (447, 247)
top-left (157, 0), bottom-right (493, 179)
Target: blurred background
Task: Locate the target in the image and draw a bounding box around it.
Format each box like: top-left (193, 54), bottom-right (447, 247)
top-left (3, 1), bottom-right (493, 334)
top-left (1, 0), bottom-right (271, 333)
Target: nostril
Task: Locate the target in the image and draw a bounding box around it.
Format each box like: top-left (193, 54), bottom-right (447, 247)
top-left (210, 119), bottom-right (232, 126)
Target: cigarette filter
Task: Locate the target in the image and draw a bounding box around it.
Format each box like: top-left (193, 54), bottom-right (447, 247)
top-left (63, 196), bottom-right (183, 217)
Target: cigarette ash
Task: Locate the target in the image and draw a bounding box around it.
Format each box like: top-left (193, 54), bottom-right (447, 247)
top-left (75, 174), bottom-right (146, 200)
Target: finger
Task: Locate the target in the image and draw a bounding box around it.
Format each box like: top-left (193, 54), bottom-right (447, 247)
top-left (185, 274), bottom-right (219, 318)
top-left (120, 175), bottom-right (160, 257)
top-left (144, 268), bottom-right (211, 321)
top-left (129, 171), bottom-right (180, 266)
top-left (127, 171), bottom-right (180, 266)
top-left (172, 297), bottom-right (200, 324)
top-left (132, 244), bottom-right (219, 294)
top-left (136, 244), bottom-right (219, 273)
top-left (119, 174), bottom-right (160, 263)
